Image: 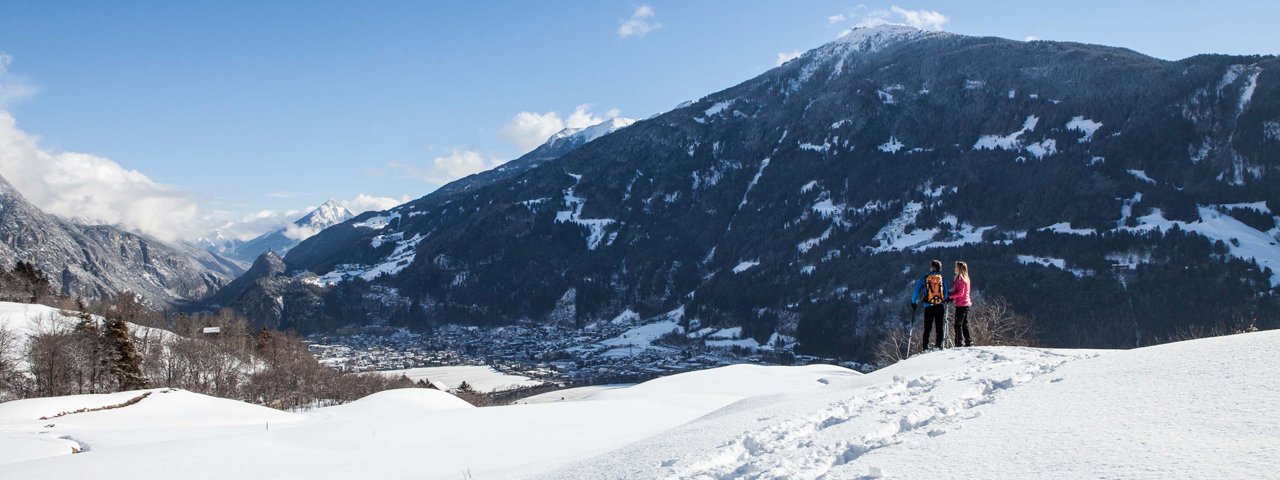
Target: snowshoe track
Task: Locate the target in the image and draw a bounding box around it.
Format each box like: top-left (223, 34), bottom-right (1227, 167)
top-left (665, 348), bottom-right (1093, 479)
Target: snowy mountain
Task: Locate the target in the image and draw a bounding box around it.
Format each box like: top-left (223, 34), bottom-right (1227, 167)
top-left (251, 25), bottom-right (1279, 354)
top-left (0, 175), bottom-right (238, 305)
top-left (1, 330), bottom-right (1276, 478)
top-left (202, 200), bottom-right (354, 265)
top-left (431, 116), bottom-right (637, 197)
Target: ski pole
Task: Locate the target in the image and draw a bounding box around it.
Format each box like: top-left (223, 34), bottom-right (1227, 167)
top-left (907, 305), bottom-right (917, 358)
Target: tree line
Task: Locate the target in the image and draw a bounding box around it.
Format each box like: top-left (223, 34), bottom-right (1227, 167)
top-left (0, 262), bottom-right (443, 408)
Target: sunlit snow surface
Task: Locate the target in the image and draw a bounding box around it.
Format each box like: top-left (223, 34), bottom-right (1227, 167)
top-left (3, 332), bottom-right (1279, 479)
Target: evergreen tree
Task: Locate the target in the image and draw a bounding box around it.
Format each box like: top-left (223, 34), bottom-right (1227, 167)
top-left (71, 312), bottom-right (106, 393)
top-left (102, 315), bottom-right (146, 391)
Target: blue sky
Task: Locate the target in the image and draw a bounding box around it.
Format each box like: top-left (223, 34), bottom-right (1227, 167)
top-left (0, 1), bottom-right (1276, 241)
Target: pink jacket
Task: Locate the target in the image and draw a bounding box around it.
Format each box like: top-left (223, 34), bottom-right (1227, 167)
top-left (950, 276), bottom-right (972, 307)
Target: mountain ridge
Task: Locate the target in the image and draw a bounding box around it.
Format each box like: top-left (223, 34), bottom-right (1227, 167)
top-left (0, 174), bottom-right (238, 305)
top-left (237, 25), bottom-right (1277, 353)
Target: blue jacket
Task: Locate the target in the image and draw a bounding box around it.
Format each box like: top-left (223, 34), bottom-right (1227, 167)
top-left (912, 272), bottom-right (949, 307)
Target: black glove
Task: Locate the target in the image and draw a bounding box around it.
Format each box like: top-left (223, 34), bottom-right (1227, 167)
top-left (911, 303), bottom-right (918, 310)
top-left (944, 298), bottom-right (954, 304)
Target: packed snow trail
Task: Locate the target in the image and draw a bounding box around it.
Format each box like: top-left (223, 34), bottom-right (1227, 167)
top-left (540, 333), bottom-right (1280, 479)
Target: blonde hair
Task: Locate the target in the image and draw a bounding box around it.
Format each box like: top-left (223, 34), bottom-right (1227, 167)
top-left (955, 261), bottom-right (970, 283)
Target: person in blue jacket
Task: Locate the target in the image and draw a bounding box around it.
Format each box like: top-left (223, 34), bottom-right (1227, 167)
top-left (911, 259), bottom-right (950, 351)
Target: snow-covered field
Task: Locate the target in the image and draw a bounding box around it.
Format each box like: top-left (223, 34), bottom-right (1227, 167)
top-left (366, 365), bottom-right (545, 392)
top-left (1, 331), bottom-right (1277, 479)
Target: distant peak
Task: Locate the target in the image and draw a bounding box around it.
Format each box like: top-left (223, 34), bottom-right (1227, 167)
top-left (832, 24), bottom-right (949, 52)
top-left (541, 117), bottom-right (637, 150)
top-left (295, 199), bottom-right (354, 228)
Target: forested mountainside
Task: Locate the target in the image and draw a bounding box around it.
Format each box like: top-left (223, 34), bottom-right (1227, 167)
top-left (233, 25), bottom-right (1276, 357)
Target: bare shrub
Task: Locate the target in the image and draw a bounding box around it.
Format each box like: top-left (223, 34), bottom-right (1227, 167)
top-left (0, 325), bottom-right (22, 400)
top-left (1154, 317), bottom-right (1258, 345)
top-left (966, 296), bottom-right (1039, 347)
top-left (873, 324), bottom-right (916, 366)
top-left (26, 315), bottom-right (78, 397)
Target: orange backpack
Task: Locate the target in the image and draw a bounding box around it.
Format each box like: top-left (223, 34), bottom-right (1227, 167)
top-left (924, 274), bottom-right (945, 305)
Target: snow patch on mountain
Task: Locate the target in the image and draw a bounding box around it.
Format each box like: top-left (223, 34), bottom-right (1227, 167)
top-left (1025, 139), bottom-right (1056, 158)
top-left (1040, 222), bottom-right (1097, 236)
top-left (1125, 207), bottom-right (1280, 286)
top-left (555, 173), bottom-right (616, 250)
top-left (1265, 121), bottom-right (1280, 142)
top-left (878, 136), bottom-right (905, 153)
top-left (974, 115), bottom-right (1038, 151)
top-left (702, 100), bottom-right (735, 119)
top-left (869, 202), bottom-right (926, 253)
top-left (353, 212), bottom-right (400, 230)
top-left (318, 233), bottom-right (423, 285)
top-left (738, 158), bottom-right (772, 209)
top-left (1127, 169), bottom-right (1156, 184)
top-left (1065, 116), bottom-right (1103, 143)
top-left (797, 228), bottom-right (833, 254)
top-left (798, 141), bottom-right (832, 153)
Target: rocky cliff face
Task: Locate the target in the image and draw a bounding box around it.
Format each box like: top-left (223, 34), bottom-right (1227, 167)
top-left (0, 174), bottom-right (237, 305)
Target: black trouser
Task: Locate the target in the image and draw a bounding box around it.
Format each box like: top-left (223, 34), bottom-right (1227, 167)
top-left (953, 306), bottom-right (972, 347)
top-left (922, 305), bottom-right (945, 349)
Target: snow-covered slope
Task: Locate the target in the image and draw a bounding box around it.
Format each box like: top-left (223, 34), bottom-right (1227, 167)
top-left (0, 302), bottom-right (178, 371)
top-left (0, 388), bottom-right (306, 465)
top-left (0, 363), bottom-right (854, 478)
top-left (543, 332), bottom-right (1280, 479)
top-left (2, 332), bottom-right (1277, 479)
top-left (366, 365), bottom-right (544, 392)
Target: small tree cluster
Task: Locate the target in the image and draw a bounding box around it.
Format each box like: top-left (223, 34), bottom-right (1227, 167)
top-left (0, 295), bottom-right (419, 409)
top-left (450, 381), bottom-right (492, 407)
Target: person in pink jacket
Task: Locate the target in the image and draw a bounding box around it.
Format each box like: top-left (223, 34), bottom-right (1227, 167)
top-left (949, 261), bottom-right (973, 347)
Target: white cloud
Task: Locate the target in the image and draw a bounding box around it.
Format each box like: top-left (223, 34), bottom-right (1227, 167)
top-left (212, 208), bottom-right (307, 242)
top-left (499, 104), bottom-right (613, 152)
top-left (426, 148), bottom-right (501, 184)
top-left (889, 6), bottom-right (949, 31)
top-left (1024, 35), bottom-right (1041, 42)
top-left (618, 5), bottom-right (661, 39)
top-left (776, 50), bottom-right (803, 66)
top-left (0, 53), bottom-right (39, 107)
top-left (342, 194), bottom-right (407, 215)
top-left (834, 5), bottom-right (950, 35)
top-left (0, 112), bottom-right (212, 242)
top-left (389, 148), bottom-right (503, 186)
